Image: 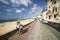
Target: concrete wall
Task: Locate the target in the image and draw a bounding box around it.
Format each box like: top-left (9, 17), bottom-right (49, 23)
top-left (0, 19), bottom-right (35, 36)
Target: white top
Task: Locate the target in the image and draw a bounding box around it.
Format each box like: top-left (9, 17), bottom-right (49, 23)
top-left (16, 25), bottom-right (19, 28)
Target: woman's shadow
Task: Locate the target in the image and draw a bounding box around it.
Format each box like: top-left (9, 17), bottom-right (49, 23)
top-left (22, 28), bottom-right (28, 34)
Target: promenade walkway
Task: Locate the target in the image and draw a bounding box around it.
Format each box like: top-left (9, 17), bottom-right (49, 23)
top-left (28, 20), bottom-right (60, 40)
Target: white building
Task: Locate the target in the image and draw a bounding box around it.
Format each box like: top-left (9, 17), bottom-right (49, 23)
top-left (45, 0), bottom-right (60, 23)
top-left (42, 10), bottom-right (47, 20)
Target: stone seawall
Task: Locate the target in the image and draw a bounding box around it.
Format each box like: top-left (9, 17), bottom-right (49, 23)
top-left (0, 19), bottom-right (35, 36)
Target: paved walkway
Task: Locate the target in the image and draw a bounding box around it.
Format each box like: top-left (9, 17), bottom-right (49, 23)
top-left (8, 20), bottom-right (36, 40)
top-left (28, 20), bottom-right (59, 40)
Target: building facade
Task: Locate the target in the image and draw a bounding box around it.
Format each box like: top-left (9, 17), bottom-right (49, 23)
top-left (45, 0), bottom-right (60, 23)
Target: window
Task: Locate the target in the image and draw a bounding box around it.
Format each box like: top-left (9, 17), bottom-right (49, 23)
top-left (51, 0), bottom-right (52, 1)
top-left (54, 1), bottom-right (56, 4)
top-left (49, 16), bottom-right (51, 19)
top-left (52, 1), bottom-right (56, 4)
top-left (52, 7), bottom-right (54, 13)
top-left (49, 6), bottom-right (50, 8)
top-left (55, 7), bottom-right (57, 12)
top-left (54, 14), bottom-right (57, 18)
top-left (52, 7), bottom-right (57, 13)
top-left (54, 14), bottom-right (58, 18)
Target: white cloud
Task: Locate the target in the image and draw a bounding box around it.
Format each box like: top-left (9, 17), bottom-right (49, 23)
top-left (21, 8), bottom-right (25, 10)
top-left (29, 4), bottom-right (43, 16)
top-left (0, 0), bottom-right (9, 4)
top-left (10, 0), bottom-right (32, 6)
top-left (20, 0), bottom-right (32, 6)
top-left (10, 0), bottom-right (20, 5)
top-left (29, 4), bottom-right (38, 13)
top-left (16, 9), bottom-right (22, 13)
top-left (33, 4), bottom-right (37, 7)
top-left (0, 0), bottom-right (32, 6)
top-left (16, 8), bottom-right (25, 13)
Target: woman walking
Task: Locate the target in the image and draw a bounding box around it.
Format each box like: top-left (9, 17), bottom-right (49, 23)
top-left (16, 20), bottom-right (20, 35)
top-left (16, 20), bottom-right (23, 36)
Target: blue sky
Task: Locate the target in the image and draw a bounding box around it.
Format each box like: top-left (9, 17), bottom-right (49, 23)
top-left (0, 0), bottom-right (47, 20)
